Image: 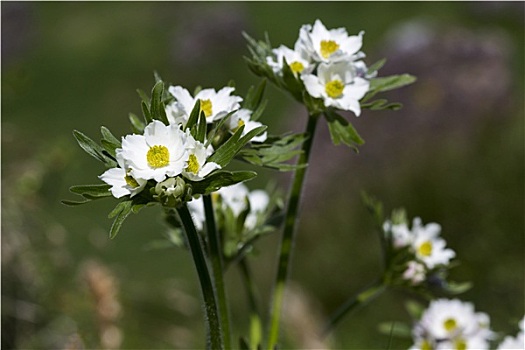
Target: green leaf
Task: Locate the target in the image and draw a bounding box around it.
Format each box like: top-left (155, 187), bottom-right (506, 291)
top-left (185, 99), bottom-right (202, 130)
top-left (61, 199), bottom-right (91, 206)
top-left (281, 57), bottom-right (304, 102)
top-left (73, 130), bottom-right (117, 167)
top-left (443, 280), bottom-right (473, 295)
top-left (239, 337), bottom-right (250, 350)
top-left (195, 113), bottom-right (207, 143)
top-left (361, 99), bottom-right (403, 111)
top-left (369, 74), bottom-right (416, 93)
top-left (150, 81), bottom-right (169, 124)
top-left (208, 125), bottom-right (267, 168)
top-left (367, 58), bottom-right (387, 76)
top-left (129, 113), bottom-right (145, 133)
top-left (141, 101), bottom-right (152, 124)
top-left (70, 184), bottom-right (112, 199)
top-left (243, 79), bottom-right (267, 111)
top-left (190, 171), bottom-right (257, 196)
top-left (108, 200), bottom-right (133, 239)
top-left (100, 126), bottom-right (121, 158)
top-left (324, 110), bottom-right (364, 151)
top-left (237, 133), bottom-right (307, 171)
top-left (136, 88), bottom-right (150, 105)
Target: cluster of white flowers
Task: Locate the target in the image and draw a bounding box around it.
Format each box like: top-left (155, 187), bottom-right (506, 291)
top-left (166, 85), bottom-right (267, 141)
top-left (497, 317), bottom-right (524, 350)
top-left (99, 85), bottom-right (267, 199)
top-left (410, 299), bottom-right (493, 350)
top-left (383, 217), bottom-right (456, 285)
top-left (266, 19), bottom-right (371, 116)
top-left (188, 182), bottom-right (270, 232)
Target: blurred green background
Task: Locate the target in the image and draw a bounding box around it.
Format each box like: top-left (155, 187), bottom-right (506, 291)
top-left (2, 2), bottom-right (523, 349)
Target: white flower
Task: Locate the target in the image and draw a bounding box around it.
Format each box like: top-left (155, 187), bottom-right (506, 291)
top-left (384, 220), bottom-right (413, 248)
top-left (167, 85), bottom-right (242, 125)
top-left (298, 19), bottom-right (365, 63)
top-left (403, 260), bottom-right (426, 285)
top-left (187, 197), bottom-right (205, 231)
top-left (302, 61), bottom-right (369, 116)
top-left (99, 151), bottom-right (147, 198)
top-left (245, 190), bottom-right (270, 230)
top-left (411, 218), bottom-right (455, 269)
top-left (217, 183), bottom-right (250, 216)
top-left (227, 109), bottom-right (267, 143)
top-left (182, 132), bottom-right (221, 181)
top-left (414, 299), bottom-right (492, 347)
top-left (119, 120), bottom-right (188, 182)
top-left (266, 45), bottom-right (312, 76)
top-left (497, 316), bottom-right (525, 350)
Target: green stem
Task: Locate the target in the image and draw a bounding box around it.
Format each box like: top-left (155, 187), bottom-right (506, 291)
top-left (203, 195), bottom-right (232, 350)
top-left (267, 112), bottom-right (320, 349)
top-left (322, 280), bottom-right (386, 336)
top-left (239, 258), bottom-right (263, 350)
top-left (174, 205), bottom-right (224, 350)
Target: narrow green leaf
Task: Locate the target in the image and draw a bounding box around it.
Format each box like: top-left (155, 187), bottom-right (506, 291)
top-left (195, 113), bottom-right (207, 143)
top-left (369, 74), bottom-right (416, 93)
top-left (208, 125), bottom-right (267, 168)
top-left (109, 200), bottom-right (133, 239)
top-left (141, 101), bottom-right (152, 124)
top-left (281, 57), bottom-right (304, 102)
top-left (204, 109), bottom-right (236, 148)
top-left (190, 171), bottom-right (257, 195)
top-left (324, 110), bottom-right (364, 151)
top-left (61, 199), bottom-right (91, 206)
top-left (129, 113), bottom-right (145, 134)
top-left (70, 184), bottom-right (112, 199)
top-left (100, 126), bottom-right (121, 157)
top-left (367, 58), bottom-right (387, 75)
top-left (73, 130), bottom-right (117, 167)
top-left (136, 88), bottom-right (150, 104)
top-left (361, 99), bottom-right (403, 111)
top-left (243, 79), bottom-right (266, 111)
top-left (250, 99), bottom-right (267, 121)
top-left (377, 322), bottom-right (412, 338)
top-left (185, 99), bottom-right (202, 130)
top-left (150, 81), bottom-right (169, 124)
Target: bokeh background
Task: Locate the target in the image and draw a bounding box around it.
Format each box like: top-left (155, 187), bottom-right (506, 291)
top-left (2, 2), bottom-right (524, 349)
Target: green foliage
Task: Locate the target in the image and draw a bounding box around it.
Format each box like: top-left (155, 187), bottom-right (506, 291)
top-left (73, 130), bottom-right (117, 168)
top-left (189, 171), bottom-right (257, 196)
top-left (237, 132), bottom-right (308, 171)
top-left (324, 110), bottom-right (364, 152)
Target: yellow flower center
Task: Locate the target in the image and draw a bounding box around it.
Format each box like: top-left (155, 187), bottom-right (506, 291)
top-left (320, 40), bottom-right (340, 59)
top-left (455, 339), bottom-right (467, 350)
top-left (124, 175), bottom-right (139, 188)
top-left (146, 145), bottom-right (170, 168)
top-left (289, 61), bottom-right (305, 74)
top-left (444, 318), bottom-right (457, 332)
top-left (186, 154), bottom-right (200, 174)
top-left (325, 79), bottom-right (344, 98)
top-left (234, 119), bottom-right (245, 132)
top-left (200, 99), bottom-right (213, 118)
top-left (418, 241), bottom-right (433, 257)
top-left (421, 339), bottom-right (433, 350)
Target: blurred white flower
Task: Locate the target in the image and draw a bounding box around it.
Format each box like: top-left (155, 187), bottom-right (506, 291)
top-left (403, 260), bottom-right (426, 285)
top-left (266, 45), bottom-right (312, 76)
top-left (167, 85), bottom-right (242, 124)
top-left (218, 182), bottom-right (250, 216)
top-left (99, 151), bottom-right (147, 199)
top-left (245, 190), bottom-right (270, 230)
top-left (298, 19), bottom-right (365, 63)
top-left (119, 120), bottom-right (188, 182)
top-left (302, 61), bottom-right (369, 116)
top-left (497, 316), bottom-right (525, 350)
top-left (411, 218), bottom-right (455, 269)
top-left (412, 299), bottom-right (492, 350)
top-left (227, 108), bottom-right (267, 143)
top-left (383, 220), bottom-right (413, 248)
top-left (187, 197), bottom-right (205, 231)
top-left (182, 132), bottom-right (220, 181)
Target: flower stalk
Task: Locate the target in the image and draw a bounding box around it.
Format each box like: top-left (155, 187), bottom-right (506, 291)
top-left (322, 279), bottom-right (387, 336)
top-left (203, 194), bottom-right (232, 350)
top-left (267, 112), bottom-right (320, 349)
top-left (174, 204), bottom-right (224, 350)
top-left (239, 258), bottom-right (263, 350)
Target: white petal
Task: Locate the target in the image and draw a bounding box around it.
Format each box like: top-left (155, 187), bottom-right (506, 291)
top-left (301, 74), bottom-right (324, 98)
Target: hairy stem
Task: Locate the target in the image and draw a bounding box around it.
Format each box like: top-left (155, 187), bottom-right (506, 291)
top-left (174, 205), bottom-right (224, 350)
top-left (267, 113), bottom-right (320, 349)
top-left (239, 258), bottom-right (263, 350)
top-left (203, 195), bottom-right (232, 350)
